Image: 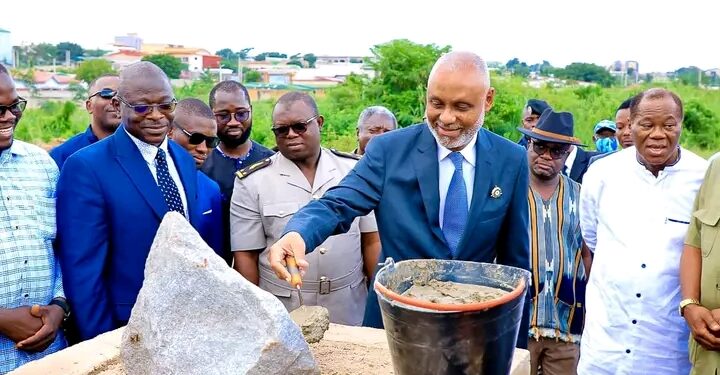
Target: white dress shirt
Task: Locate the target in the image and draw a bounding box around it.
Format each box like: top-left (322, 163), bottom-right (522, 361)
top-left (578, 147), bottom-right (708, 375)
top-left (126, 129), bottom-right (189, 218)
top-left (564, 145), bottom-right (578, 175)
top-left (437, 132), bottom-right (476, 228)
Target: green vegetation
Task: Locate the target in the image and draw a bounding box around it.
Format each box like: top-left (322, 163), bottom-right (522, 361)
top-left (141, 54), bottom-right (186, 79)
top-left (75, 59), bottom-right (116, 84)
top-left (12, 40), bottom-right (720, 158)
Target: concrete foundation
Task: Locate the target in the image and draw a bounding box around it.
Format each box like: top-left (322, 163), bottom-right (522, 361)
top-left (10, 325), bottom-right (530, 375)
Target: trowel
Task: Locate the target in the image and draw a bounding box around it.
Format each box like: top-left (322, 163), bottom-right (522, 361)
top-left (286, 254), bottom-right (331, 343)
top-left (285, 254), bottom-right (304, 306)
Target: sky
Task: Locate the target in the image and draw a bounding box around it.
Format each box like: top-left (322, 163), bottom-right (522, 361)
top-left (3, 0), bottom-right (719, 73)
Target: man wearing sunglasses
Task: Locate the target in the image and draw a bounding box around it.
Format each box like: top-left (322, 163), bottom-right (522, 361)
top-left (168, 98), bottom-right (224, 256)
top-left (0, 64), bottom-right (69, 372)
top-left (203, 81), bottom-right (274, 264)
top-left (517, 109), bottom-right (589, 375)
top-left (230, 92), bottom-right (380, 326)
top-left (56, 62), bottom-right (205, 342)
top-left (50, 74), bottom-right (120, 169)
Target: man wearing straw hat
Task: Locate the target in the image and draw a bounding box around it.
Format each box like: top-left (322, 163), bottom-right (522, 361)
top-left (518, 109), bottom-right (589, 375)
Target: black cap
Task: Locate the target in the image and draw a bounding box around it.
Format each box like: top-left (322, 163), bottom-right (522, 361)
top-left (526, 99), bottom-right (551, 116)
top-left (518, 109), bottom-right (586, 146)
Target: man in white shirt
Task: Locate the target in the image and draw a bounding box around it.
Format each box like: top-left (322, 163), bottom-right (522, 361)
top-left (579, 88), bottom-right (708, 374)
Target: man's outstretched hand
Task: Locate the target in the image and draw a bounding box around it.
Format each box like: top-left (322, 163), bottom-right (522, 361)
top-left (268, 232), bottom-right (309, 284)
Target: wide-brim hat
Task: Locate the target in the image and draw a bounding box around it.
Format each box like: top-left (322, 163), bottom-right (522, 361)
top-left (518, 108), bottom-right (586, 146)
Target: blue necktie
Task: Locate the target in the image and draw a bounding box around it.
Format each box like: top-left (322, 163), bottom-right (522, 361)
top-left (155, 148), bottom-right (185, 215)
top-left (443, 152), bottom-right (468, 257)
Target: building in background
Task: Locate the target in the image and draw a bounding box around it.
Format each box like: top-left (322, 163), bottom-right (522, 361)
top-left (0, 28), bottom-right (12, 66)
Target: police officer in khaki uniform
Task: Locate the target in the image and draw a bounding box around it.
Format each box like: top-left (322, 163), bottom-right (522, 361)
top-left (681, 157), bottom-right (720, 374)
top-left (230, 92), bottom-right (380, 326)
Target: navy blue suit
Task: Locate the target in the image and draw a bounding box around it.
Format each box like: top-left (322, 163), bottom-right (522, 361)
top-left (196, 171), bottom-right (224, 256)
top-left (49, 126), bottom-right (98, 169)
top-left (56, 127), bottom-right (203, 341)
top-left (284, 124), bottom-right (531, 348)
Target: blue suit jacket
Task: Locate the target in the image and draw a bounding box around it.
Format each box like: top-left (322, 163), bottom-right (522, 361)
top-left (196, 171), bottom-right (224, 256)
top-left (49, 126), bottom-right (98, 170)
top-left (56, 127), bottom-right (202, 341)
top-left (284, 124), bottom-right (531, 347)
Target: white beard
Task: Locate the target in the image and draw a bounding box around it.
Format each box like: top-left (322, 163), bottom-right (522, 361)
top-left (426, 112), bottom-right (484, 150)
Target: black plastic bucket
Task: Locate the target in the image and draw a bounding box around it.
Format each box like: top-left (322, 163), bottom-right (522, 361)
top-left (374, 258), bottom-right (530, 375)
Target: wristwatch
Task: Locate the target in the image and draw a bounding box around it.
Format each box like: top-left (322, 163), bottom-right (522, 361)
top-left (49, 298), bottom-right (71, 323)
top-left (679, 298), bottom-right (701, 316)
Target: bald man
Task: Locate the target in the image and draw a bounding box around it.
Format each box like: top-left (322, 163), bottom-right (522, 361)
top-left (56, 62), bottom-right (204, 341)
top-left (268, 52), bottom-right (530, 349)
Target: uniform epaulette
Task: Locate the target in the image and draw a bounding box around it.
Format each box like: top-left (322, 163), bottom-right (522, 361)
top-left (235, 158), bottom-right (272, 179)
top-left (330, 148), bottom-right (361, 160)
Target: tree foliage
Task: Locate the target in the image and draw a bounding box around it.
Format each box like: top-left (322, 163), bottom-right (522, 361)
top-left (141, 54), bottom-right (186, 79)
top-left (75, 59), bottom-right (115, 84)
top-left (557, 63), bottom-right (615, 87)
top-left (303, 53), bottom-right (317, 68)
top-left (56, 42), bottom-right (84, 62)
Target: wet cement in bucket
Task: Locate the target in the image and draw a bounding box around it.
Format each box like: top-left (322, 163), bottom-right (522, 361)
top-left (401, 279), bottom-right (508, 304)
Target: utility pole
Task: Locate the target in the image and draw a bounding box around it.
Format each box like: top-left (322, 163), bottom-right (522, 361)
top-left (237, 57), bottom-right (243, 82)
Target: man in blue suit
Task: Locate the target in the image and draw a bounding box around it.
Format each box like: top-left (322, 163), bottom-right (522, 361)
top-left (56, 62), bottom-right (204, 341)
top-left (50, 74), bottom-right (120, 169)
top-left (267, 52), bottom-right (531, 348)
top-left (168, 98), bottom-right (224, 256)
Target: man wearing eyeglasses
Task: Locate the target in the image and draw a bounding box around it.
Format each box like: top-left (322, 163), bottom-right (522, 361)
top-left (0, 64), bottom-right (69, 372)
top-left (56, 62), bottom-right (204, 341)
top-left (517, 110), bottom-right (589, 375)
top-left (50, 74), bottom-right (120, 169)
top-left (203, 81), bottom-right (274, 264)
top-left (230, 92), bottom-right (380, 326)
top-left (168, 98), bottom-right (224, 256)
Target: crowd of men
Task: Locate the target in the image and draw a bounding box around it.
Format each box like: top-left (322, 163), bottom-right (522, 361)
top-left (0, 51), bottom-right (719, 375)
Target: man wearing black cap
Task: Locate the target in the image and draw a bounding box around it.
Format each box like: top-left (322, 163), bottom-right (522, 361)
top-left (518, 99), bottom-right (551, 148)
top-left (518, 110), bottom-right (589, 375)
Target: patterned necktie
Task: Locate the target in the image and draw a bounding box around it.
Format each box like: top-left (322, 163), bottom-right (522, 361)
top-left (443, 152), bottom-right (468, 257)
top-left (155, 148), bottom-right (185, 215)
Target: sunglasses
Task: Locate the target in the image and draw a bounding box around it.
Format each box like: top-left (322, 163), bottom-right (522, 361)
top-left (173, 122), bottom-right (220, 148)
top-left (531, 141), bottom-right (570, 160)
top-left (214, 110), bottom-right (251, 124)
top-left (89, 88), bottom-right (116, 100)
top-left (0, 98), bottom-right (27, 117)
top-left (117, 96), bottom-right (177, 115)
top-left (271, 115), bottom-right (318, 137)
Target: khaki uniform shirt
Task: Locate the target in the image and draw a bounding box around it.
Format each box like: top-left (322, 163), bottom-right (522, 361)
top-left (230, 148), bottom-right (377, 326)
top-left (686, 158), bottom-right (720, 375)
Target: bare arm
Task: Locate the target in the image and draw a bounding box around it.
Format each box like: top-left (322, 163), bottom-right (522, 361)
top-left (233, 250), bottom-right (262, 285)
top-left (680, 244), bottom-right (702, 301)
top-left (361, 232), bottom-right (381, 281)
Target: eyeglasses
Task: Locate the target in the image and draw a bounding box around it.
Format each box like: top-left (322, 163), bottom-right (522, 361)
top-left (173, 122), bottom-right (220, 148)
top-left (214, 110), bottom-right (251, 124)
top-left (0, 98), bottom-right (27, 117)
top-left (271, 115), bottom-right (319, 137)
top-left (89, 88), bottom-right (116, 100)
top-left (117, 96), bottom-right (177, 115)
top-left (531, 141), bottom-right (570, 160)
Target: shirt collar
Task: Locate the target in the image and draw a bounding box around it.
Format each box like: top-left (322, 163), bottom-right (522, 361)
top-left (85, 125), bottom-right (99, 143)
top-left (565, 146), bottom-right (578, 170)
top-left (0, 140), bottom-right (29, 165)
top-left (124, 126), bottom-right (169, 164)
top-left (436, 131), bottom-right (478, 167)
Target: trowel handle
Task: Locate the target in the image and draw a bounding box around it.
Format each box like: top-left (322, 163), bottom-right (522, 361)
top-left (286, 255), bottom-right (303, 288)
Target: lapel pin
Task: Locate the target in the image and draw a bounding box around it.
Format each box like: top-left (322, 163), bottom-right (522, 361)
top-left (490, 186), bottom-right (502, 199)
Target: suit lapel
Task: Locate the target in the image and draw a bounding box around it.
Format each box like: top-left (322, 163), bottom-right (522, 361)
top-left (458, 129), bottom-right (493, 253)
top-left (169, 141), bottom-right (196, 220)
top-left (113, 127), bottom-right (167, 220)
top-left (412, 125), bottom-right (446, 246)
top-left (570, 147), bottom-right (587, 180)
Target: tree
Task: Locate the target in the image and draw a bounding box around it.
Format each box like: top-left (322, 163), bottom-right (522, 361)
top-left (142, 54), bottom-right (186, 79)
top-left (237, 48), bottom-right (254, 60)
top-left (220, 59), bottom-right (238, 73)
top-left (505, 58), bottom-right (530, 77)
top-left (55, 42), bottom-right (84, 62)
top-left (303, 53), bottom-right (317, 68)
top-left (558, 62), bottom-right (615, 87)
top-left (33, 43), bottom-right (58, 65)
top-left (84, 49), bottom-right (110, 58)
top-left (75, 59), bottom-right (116, 84)
top-left (254, 53), bottom-right (267, 61)
top-left (216, 48), bottom-right (236, 60)
top-left (242, 67), bottom-right (262, 83)
top-left (675, 67), bottom-right (704, 86)
top-left (287, 60), bottom-right (303, 68)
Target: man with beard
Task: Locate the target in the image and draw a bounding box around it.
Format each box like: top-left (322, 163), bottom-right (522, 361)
top-left (202, 81), bottom-right (274, 263)
top-left (168, 98), bottom-right (224, 256)
top-left (266, 52), bottom-right (531, 349)
top-left (518, 110), bottom-right (587, 375)
top-left (0, 63), bottom-right (69, 372)
top-left (579, 88), bottom-right (708, 374)
top-left (56, 62), bottom-right (203, 341)
top-left (50, 74), bottom-right (120, 169)
top-left (230, 92), bottom-right (380, 325)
